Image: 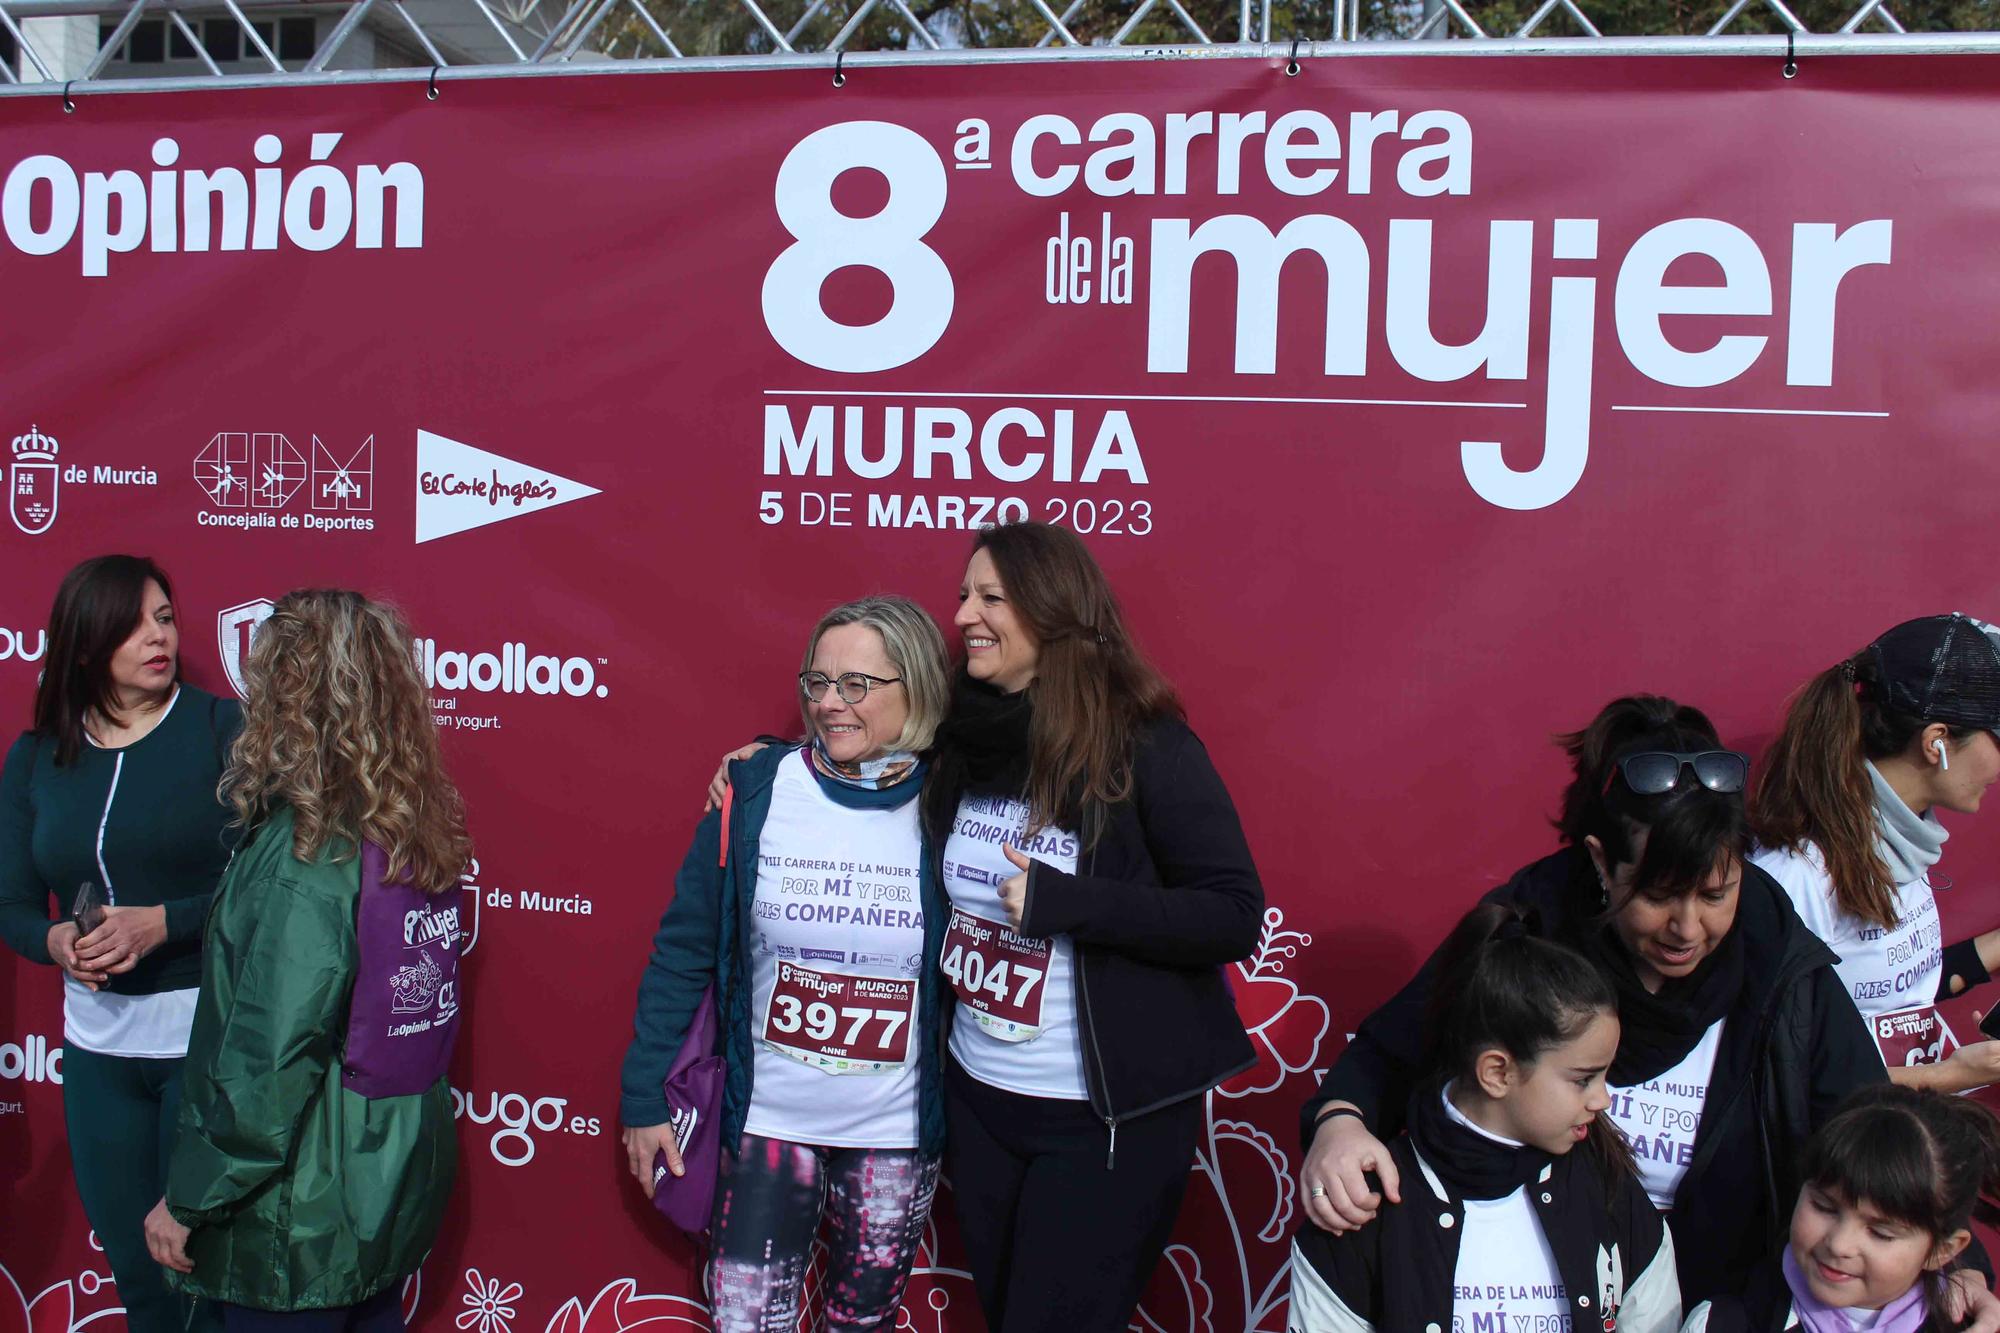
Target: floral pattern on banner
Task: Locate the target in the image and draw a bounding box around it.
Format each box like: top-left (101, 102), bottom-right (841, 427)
top-left (461, 1270), bottom-right (523, 1333)
top-left (1220, 909), bottom-right (1329, 1100)
top-left (416, 906), bottom-right (1327, 1333)
top-left (1133, 907), bottom-right (1330, 1333)
top-left (546, 1280), bottom-right (710, 1333)
top-left (0, 1233), bottom-right (122, 1333)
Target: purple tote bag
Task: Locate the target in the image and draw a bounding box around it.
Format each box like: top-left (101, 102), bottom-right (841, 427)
top-left (651, 987), bottom-right (724, 1234)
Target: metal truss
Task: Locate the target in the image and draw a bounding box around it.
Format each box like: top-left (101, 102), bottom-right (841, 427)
top-left (0, 0), bottom-right (1985, 93)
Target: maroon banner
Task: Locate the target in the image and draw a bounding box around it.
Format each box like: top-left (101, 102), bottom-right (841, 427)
top-left (5, 51), bottom-right (2000, 1333)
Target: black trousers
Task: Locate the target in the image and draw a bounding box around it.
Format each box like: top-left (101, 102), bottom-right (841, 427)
top-left (944, 1057), bottom-right (1203, 1333)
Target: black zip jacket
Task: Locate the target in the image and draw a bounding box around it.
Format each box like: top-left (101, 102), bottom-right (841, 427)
top-left (1299, 847), bottom-right (1886, 1304)
top-left (1289, 1131), bottom-right (1681, 1332)
top-left (948, 716), bottom-right (1262, 1146)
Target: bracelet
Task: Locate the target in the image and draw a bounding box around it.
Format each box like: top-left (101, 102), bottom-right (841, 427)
top-left (1313, 1105), bottom-right (1363, 1128)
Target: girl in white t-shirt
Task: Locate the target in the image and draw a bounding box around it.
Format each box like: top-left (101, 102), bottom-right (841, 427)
top-left (1683, 1084), bottom-right (2000, 1332)
top-left (1751, 614), bottom-right (2000, 1092)
top-left (1289, 903), bottom-right (1681, 1333)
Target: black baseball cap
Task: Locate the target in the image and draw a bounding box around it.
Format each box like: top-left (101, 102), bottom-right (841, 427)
top-left (1865, 613), bottom-right (2000, 735)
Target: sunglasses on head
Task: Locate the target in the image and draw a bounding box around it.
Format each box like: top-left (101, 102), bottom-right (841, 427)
top-left (1602, 750), bottom-right (1750, 798)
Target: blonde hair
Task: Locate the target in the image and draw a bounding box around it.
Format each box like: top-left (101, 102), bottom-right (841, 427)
top-left (798, 595), bottom-right (951, 753)
top-left (224, 589), bottom-right (471, 894)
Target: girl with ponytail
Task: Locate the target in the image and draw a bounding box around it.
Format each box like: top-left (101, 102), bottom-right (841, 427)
top-left (1289, 903), bottom-right (1680, 1333)
top-left (1752, 615), bottom-right (2000, 1092)
top-left (1685, 1084), bottom-right (2000, 1331)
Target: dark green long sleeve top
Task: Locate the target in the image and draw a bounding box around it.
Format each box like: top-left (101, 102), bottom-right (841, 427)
top-left (0, 684), bottom-right (241, 995)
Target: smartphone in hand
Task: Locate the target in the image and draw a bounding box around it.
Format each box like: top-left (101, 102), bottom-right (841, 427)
top-left (71, 881), bottom-right (107, 936)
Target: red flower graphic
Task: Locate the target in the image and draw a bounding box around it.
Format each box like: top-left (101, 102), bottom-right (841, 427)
top-left (1220, 909), bottom-right (1330, 1099)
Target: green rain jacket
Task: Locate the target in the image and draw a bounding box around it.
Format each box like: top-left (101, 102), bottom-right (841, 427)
top-left (165, 807), bottom-right (457, 1311)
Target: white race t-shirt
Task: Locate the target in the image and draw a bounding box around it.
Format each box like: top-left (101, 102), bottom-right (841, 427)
top-left (942, 792), bottom-right (1087, 1100)
top-left (741, 751), bottom-right (927, 1149)
top-left (1441, 1092), bottom-right (1571, 1333)
top-left (1605, 1020), bottom-right (1724, 1210)
top-left (1753, 843), bottom-right (1960, 1069)
top-left (1753, 843), bottom-right (1946, 1017)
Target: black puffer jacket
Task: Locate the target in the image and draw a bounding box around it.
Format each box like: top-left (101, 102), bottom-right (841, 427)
top-left (1301, 847), bottom-right (1886, 1304)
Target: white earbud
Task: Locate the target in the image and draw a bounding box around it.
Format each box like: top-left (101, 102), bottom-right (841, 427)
top-left (1935, 738), bottom-right (1951, 772)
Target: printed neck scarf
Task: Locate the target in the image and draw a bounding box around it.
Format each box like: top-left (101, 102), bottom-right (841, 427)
top-left (807, 736), bottom-right (921, 790)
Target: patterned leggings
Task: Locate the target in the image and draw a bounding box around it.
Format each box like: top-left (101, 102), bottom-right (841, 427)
top-left (708, 1133), bottom-right (941, 1333)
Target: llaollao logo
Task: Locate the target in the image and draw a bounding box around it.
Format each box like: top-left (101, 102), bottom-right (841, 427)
top-left (0, 1033), bottom-right (62, 1084)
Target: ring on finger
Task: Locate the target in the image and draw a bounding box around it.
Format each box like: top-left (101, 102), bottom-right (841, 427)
top-left (1309, 1184), bottom-right (1327, 1199)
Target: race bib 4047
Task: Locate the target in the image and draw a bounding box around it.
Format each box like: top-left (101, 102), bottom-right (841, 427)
top-left (942, 907), bottom-right (1050, 1042)
top-left (760, 961), bottom-right (918, 1074)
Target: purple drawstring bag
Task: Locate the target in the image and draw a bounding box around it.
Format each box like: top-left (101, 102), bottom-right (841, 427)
top-left (651, 986), bottom-right (723, 1235)
top-left (343, 844), bottom-right (463, 1098)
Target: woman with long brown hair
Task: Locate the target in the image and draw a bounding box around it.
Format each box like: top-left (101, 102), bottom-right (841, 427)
top-left (142, 590), bottom-right (471, 1333)
top-left (700, 525), bottom-right (1263, 1331)
top-left (924, 522), bottom-right (1262, 1333)
top-left (1751, 613), bottom-right (2000, 1093)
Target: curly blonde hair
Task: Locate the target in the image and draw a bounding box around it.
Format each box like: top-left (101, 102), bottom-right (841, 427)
top-left (224, 589), bottom-right (471, 894)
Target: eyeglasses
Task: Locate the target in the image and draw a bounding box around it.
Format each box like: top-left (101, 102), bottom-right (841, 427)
top-left (1603, 750), bottom-right (1750, 798)
top-left (799, 671), bottom-right (903, 704)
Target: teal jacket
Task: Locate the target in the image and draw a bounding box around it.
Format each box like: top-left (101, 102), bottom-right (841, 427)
top-left (165, 807), bottom-right (456, 1310)
top-left (619, 746), bottom-right (948, 1157)
top-left (0, 684), bottom-right (239, 993)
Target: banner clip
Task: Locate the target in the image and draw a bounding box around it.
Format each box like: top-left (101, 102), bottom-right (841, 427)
top-left (427, 65), bottom-right (441, 100)
top-left (832, 50), bottom-right (846, 88)
top-left (1782, 30), bottom-right (1798, 78)
top-left (1285, 36), bottom-right (1301, 76)
top-left (60, 80), bottom-right (75, 113)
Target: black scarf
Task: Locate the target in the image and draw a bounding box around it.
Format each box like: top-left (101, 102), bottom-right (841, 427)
top-left (1575, 909), bottom-right (1745, 1088)
top-left (924, 672), bottom-right (1033, 840)
top-left (934, 672), bottom-right (1033, 792)
top-left (1406, 1081), bottom-right (1555, 1202)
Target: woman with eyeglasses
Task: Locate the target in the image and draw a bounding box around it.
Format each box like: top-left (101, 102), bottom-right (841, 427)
top-left (700, 528), bottom-right (1262, 1332)
top-left (1295, 695), bottom-right (1885, 1307)
top-left (619, 596), bottom-right (953, 1333)
top-left (1750, 614), bottom-right (2000, 1094)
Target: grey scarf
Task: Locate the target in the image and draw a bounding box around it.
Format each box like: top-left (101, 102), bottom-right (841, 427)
top-left (1867, 759), bottom-right (1949, 884)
